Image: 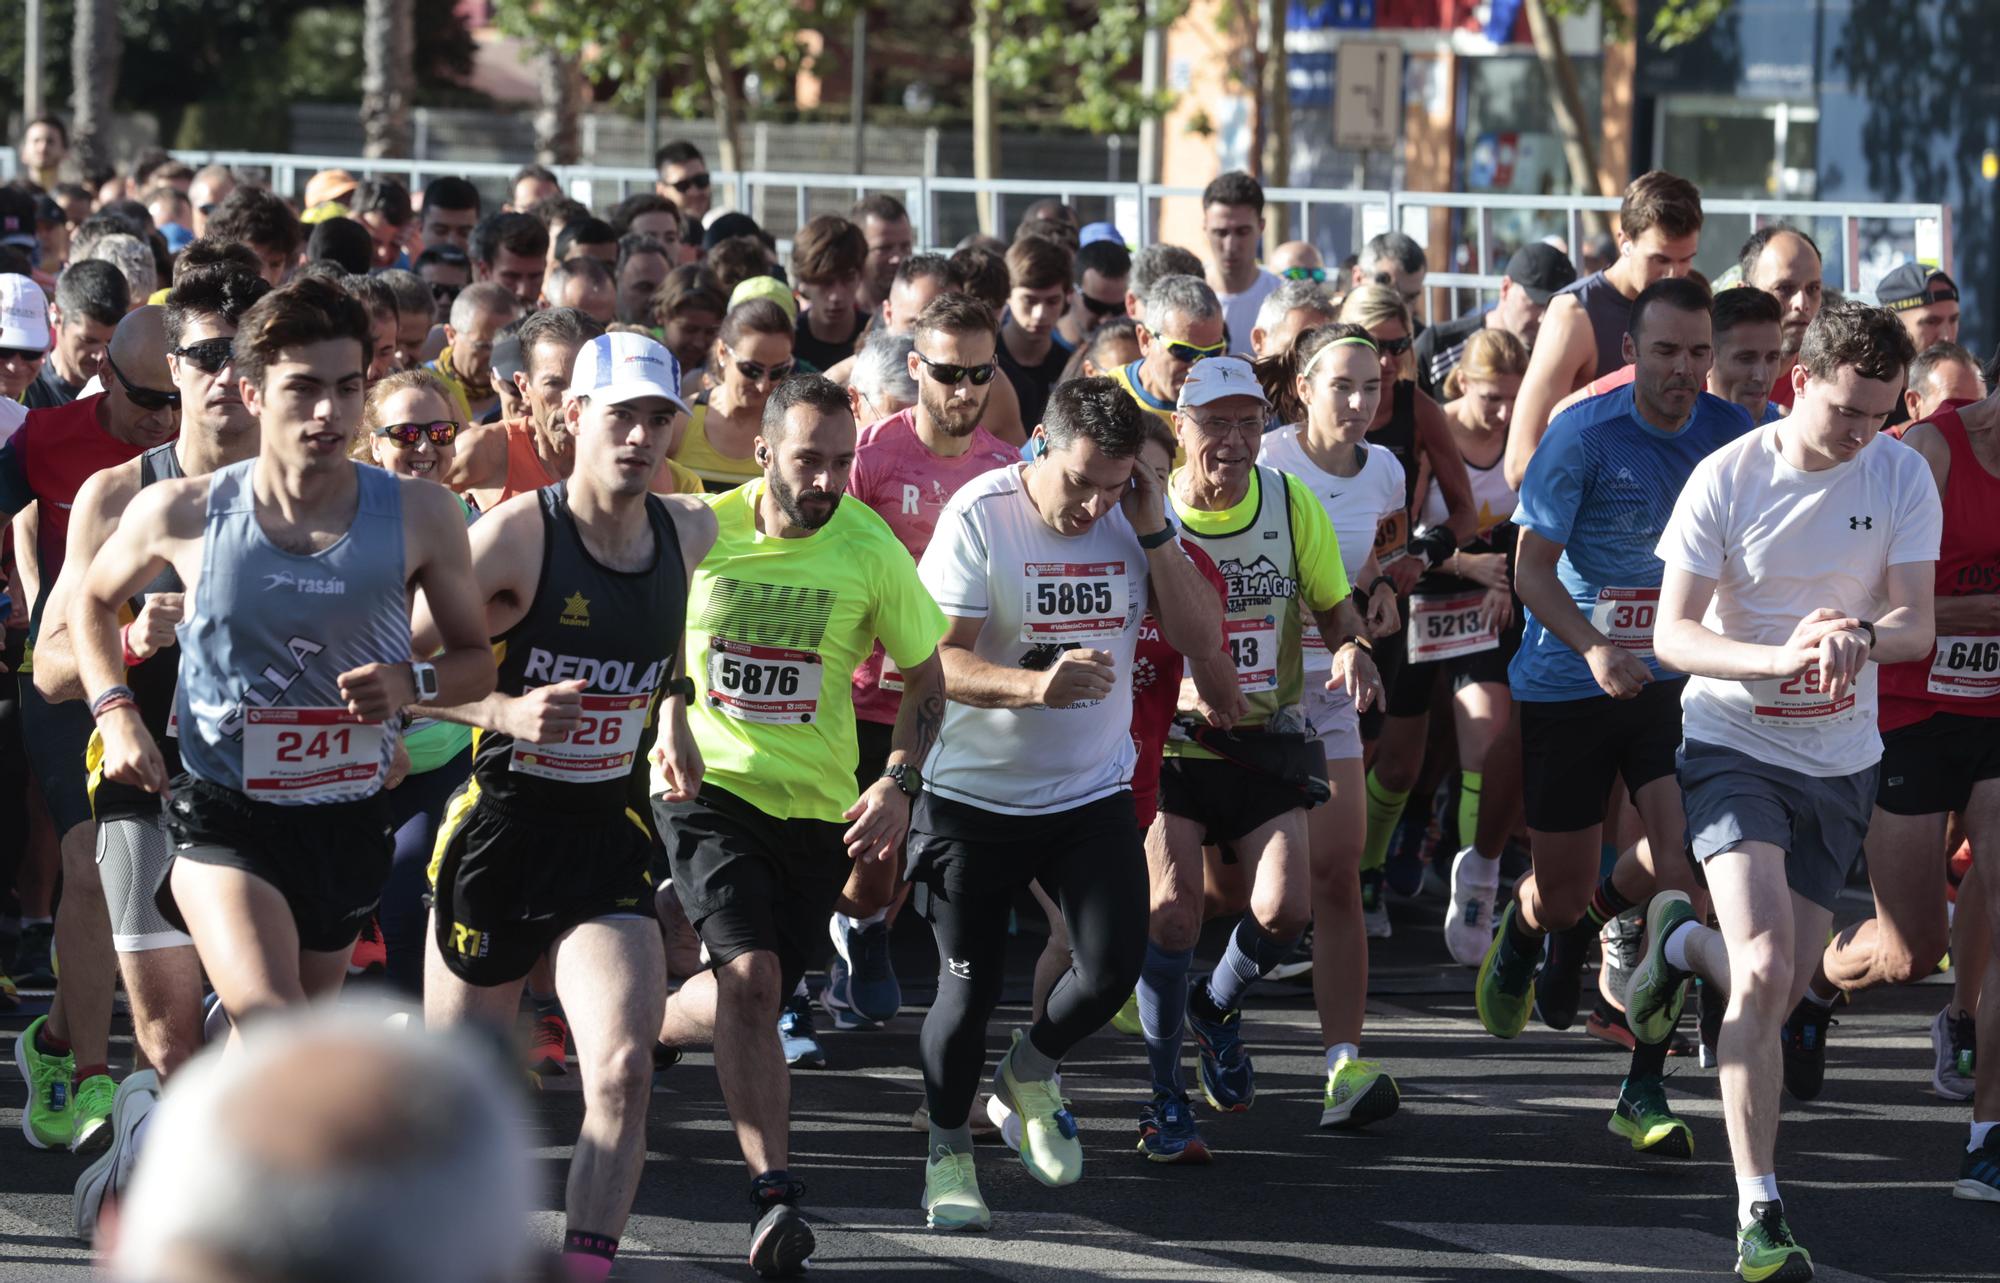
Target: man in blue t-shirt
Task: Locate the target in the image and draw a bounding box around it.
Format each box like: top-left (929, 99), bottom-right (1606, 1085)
top-left (1466, 277), bottom-right (1751, 1156)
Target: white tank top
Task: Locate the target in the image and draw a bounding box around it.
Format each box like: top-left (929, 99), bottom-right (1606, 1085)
top-left (1258, 426), bottom-right (1407, 582)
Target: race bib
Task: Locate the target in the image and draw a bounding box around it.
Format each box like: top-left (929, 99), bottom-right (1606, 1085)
top-left (1749, 668), bottom-right (1858, 727)
top-left (879, 649), bottom-right (903, 695)
top-left (1929, 635), bottom-right (2000, 699)
top-left (242, 707), bottom-right (385, 801)
top-left (1407, 590), bottom-right (1500, 663)
top-left (1590, 586), bottom-right (1660, 657)
top-left (1226, 617), bottom-right (1278, 693)
top-left (707, 638), bottom-right (823, 724)
top-left (1022, 561), bottom-right (1129, 643)
top-left (1373, 511), bottom-right (1410, 567)
top-left (1301, 615), bottom-right (1326, 655)
top-left (509, 691), bottom-right (651, 783)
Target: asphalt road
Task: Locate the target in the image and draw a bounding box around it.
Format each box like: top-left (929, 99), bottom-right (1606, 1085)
top-left (1, 890), bottom-right (1992, 1281)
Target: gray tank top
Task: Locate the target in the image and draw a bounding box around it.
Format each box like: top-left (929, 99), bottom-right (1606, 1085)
top-left (175, 458), bottom-right (410, 802)
top-left (1554, 270), bottom-right (1634, 380)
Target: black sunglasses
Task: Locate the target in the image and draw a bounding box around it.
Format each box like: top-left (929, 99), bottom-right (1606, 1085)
top-left (914, 352), bottom-right (996, 386)
top-left (430, 281), bottom-right (464, 305)
top-left (0, 346), bottom-right (42, 363)
top-left (374, 420), bottom-right (459, 447)
top-left (668, 172), bottom-right (712, 194)
top-left (105, 354), bottom-right (180, 412)
top-left (172, 338), bottom-right (235, 375)
top-left (1082, 294), bottom-right (1126, 318)
top-left (1374, 335), bottom-right (1413, 357)
top-left (730, 355), bottom-right (796, 384)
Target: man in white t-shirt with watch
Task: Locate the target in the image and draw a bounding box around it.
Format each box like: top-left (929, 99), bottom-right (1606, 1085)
top-left (907, 378), bottom-right (1224, 1231)
top-left (1629, 297), bottom-right (1940, 1282)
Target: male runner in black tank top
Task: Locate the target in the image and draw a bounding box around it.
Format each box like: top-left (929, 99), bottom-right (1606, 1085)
top-left (411, 331), bottom-right (717, 1283)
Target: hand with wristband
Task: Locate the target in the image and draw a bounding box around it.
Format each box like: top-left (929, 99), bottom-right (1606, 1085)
top-left (1362, 571), bottom-right (1401, 639)
top-left (90, 682), bottom-right (172, 798)
top-left (122, 591), bottom-right (185, 666)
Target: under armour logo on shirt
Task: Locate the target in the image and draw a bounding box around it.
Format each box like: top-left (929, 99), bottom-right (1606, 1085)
top-left (1850, 516), bottom-right (1873, 530)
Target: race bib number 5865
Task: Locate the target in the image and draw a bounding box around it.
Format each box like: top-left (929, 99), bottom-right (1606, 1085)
top-left (1022, 561), bottom-right (1128, 643)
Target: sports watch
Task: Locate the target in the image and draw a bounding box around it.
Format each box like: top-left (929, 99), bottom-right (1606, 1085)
top-left (410, 660), bottom-right (440, 702)
top-left (882, 762), bottom-right (923, 798)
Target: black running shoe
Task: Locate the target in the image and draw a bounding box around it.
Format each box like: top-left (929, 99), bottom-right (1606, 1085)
top-left (748, 1177), bottom-right (814, 1278)
top-left (1534, 921), bottom-right (1594, 1031)
top-left (1780, 998), bottom-right (1836, 1102)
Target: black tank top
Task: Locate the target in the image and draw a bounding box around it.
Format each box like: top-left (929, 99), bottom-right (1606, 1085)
top-left (94, 444), bottom-right (185, 817)
top-left (1366, 380), bottom-right (1422, 511)
top-left (1553, 270), bottom-right (1635, 381)
top-left (471, 483), bottom-right (687, 815)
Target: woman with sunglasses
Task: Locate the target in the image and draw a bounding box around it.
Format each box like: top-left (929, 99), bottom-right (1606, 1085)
top-left (1336, 283), bottom-right (1479, 937)
top-left (354, 369), bottom-right (475, 992)
top-left (673, 297), bottom-right (795, 493)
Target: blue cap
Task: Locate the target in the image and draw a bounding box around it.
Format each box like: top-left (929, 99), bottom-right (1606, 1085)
top-left (161, 222), bottom-right (196, 252)
top-left (1079, 222), bottom-right (1125, 248)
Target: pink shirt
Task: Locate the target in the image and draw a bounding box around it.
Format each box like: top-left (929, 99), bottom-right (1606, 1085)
top-left (848, 409), bottom-right (1020, 725)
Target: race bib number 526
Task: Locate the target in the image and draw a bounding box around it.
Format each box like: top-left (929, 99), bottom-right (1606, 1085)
top-left (510, 692), bottom-right (651, 782)
top-left (242, 707), bottom-right (385, 801)
top-left (707, 638), bottom-right (823, 724)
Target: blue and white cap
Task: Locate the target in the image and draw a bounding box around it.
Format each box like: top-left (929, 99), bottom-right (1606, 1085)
top-left (1175, 354), bottom-right (1267, 410)
top-left (564, 331), bottom-right (688, 412)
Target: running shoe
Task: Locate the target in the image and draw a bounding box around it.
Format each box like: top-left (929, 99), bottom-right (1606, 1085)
top-left (1444, 846), bottom-right (1499, 967)
top-left (1735, 1201), bottom-right (1812, 1282)
top-left (834, 916), bottom-right (902, 1024)
top-left (202, 991), bottom-right (230, 1046)
top-left (1187, 995), bottom-right (1255, 1112)
top-left (1624, 891), bottom-right (1694, 1045)
top-left (1586, 1002), bottom-right (1697, 1057)
top-left (1780, 998), bottom-right (1836, 1102)
top-left (15, 1014), bottom-right (76, 1149)
top-left (1608, 1075), bottom-right (1693, 1157)
top-left (70, 1073), bottom-right (115, 1153)
top-left (981, 1088), bottom-right (1028, 1151)
top-left (909, 1098), bottom-right (1000, 1140)
top-left (748, 1177), bottom-right (814, 1279)
top-left (73, 1070), bottom-right (158, 1244)
top-left (0, 969), bottom-right (16, 1011)
top-left (992, 1031), bottom-right (1082, 1187)
top-left (526, 1008), bottom-right (569, 1077)
top-left (1697, 975), bottom-right (1723, 1069)
top-left (922, 1146), bottom-right (991, 1230)
top-left (347, 916), bottom-right (387, 977)
top-left (1533, 923), bottom-right (1591, 1032)
top-left (1385, 817), bottom-right (1429, 899)
top-left (1109, 990), bottom-right (1143, 1036)
top-left (1360, 870), bottom-right (1392, 939)
top-left (1136, 1091), bottom-right (1211, 1163)
top-left (1955, 1130), bottom-right (2000, 1203)
top-left (12, 921), bottom-right (54, 989)
top-left (1266, 925), bottom-right (1313, 981)
top-left (1598, 906), bottom-right (1644, 1012)
top-left (778, 991), bottom-right (827, 1070)
top-left (1931, 1006), bottom-right (1976, 1102)
top-left (1474, 900), bottom-right (1538, 1040)
top-left (820, 957), bottom-right (882, 1032)
top-left (1319, 1058), bottom-right (1400, 1130)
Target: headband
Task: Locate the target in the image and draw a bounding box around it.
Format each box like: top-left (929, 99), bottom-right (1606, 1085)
top-left (1298, 334), bottom-right (1378, 384)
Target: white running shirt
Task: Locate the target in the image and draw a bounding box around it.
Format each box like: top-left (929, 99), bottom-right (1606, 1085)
top-left (1259, 426), bottom-right (1406, 671)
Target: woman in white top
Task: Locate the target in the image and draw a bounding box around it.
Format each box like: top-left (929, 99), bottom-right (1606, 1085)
top-left (1252, 322), bottom-right (1407, 1125)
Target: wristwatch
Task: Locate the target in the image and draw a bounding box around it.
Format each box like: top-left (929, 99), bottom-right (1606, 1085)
top-left (1138, 521), bottom-right (1177, 550)
top-left (410, 660), bottom-right (440, 702)
top-left (1858, 620), bottom-right (1878, 650)
top-left (882, 762), bottom-right (923, 799)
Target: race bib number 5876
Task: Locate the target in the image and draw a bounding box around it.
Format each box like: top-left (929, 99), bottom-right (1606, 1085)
top-left (707, 638), bottom-right (823, 724)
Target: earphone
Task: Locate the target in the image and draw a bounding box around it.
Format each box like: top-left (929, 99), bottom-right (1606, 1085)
top-left (1030, 433), bottom-right (1048, 460)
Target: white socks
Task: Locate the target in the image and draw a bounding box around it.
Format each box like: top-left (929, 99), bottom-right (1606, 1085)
top-left (1662, 919), bottom-right (1697, 973)
top-left (1325, 1042), bottom-right (1359, 1072)
top-left (1736, 1173), bottom-right (1780, 1225)
top-left (1972, 1120), bottom-right (1996, 1154)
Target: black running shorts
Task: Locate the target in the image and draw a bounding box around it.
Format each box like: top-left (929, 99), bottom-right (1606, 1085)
top-left (1877, 712), bottom-right (2000, 817)
top-left (1517, 678), bottom-right (1683, 834)
top-left (1158, 754), bottom-right (1305, 848)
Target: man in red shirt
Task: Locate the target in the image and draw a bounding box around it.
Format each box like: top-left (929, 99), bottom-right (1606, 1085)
top-left (3, 306), bottom-right (179, 1153)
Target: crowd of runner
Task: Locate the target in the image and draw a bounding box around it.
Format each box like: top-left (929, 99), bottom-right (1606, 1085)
top-left (0, 116), bottom-right (1993, 1283)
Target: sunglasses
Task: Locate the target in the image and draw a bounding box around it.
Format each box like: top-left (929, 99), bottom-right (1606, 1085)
top-left (1281, 266), bottom-right (1328, 283)
top-left (1081, 294), bottom-right (1126, 318)
top-left (430, 281), bottom-right (464, 305)
top-left (914, 352), bottom-right (997, 386)
top-left (374, 420), bottom-right (459, 447)
top-left (172, 338), bottom-right (235, 375)
top-left (730, 353), bottom-right (796, 384)
top-left (105, 354), bottom-right (180, 412)
top-left (668, 172), bottom-right (712, 194)
top-left (1164, 337), bottom-right (1227, 364)
top-left (1374, 335), bottom-right (1413, 356)
top-left (0, 347), bottom-right (41, 363)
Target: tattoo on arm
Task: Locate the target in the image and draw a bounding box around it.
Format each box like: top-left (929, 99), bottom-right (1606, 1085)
top-left (909, 685), bottom-right (944, 765)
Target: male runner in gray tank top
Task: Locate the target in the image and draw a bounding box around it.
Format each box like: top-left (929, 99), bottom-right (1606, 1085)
top-left (69, 277), bottom-right (494, 1032)
top-left (1505, 171), bottom-right (1705, 490)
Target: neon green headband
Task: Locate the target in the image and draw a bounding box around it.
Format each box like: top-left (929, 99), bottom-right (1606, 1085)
top-left (1298, 334), bottom-right (1378, 384)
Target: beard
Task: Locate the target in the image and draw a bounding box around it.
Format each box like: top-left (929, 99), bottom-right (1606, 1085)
top-left (919, 381), bottom-right (986, 439)
top-left (771, 470), bottom-right (841, 530)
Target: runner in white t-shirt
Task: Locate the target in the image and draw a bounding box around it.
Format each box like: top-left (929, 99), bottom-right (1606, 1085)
top-left (1628, 298), bottom-right (1940, 1282)
top-left (908, 378), bottom-right (1224, 1230)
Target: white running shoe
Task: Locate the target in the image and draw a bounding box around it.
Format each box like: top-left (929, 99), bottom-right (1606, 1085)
top-left (1444, 846), bottom-right (1500, 967)
top-left (72, 1070), bottom-right (159, 1244)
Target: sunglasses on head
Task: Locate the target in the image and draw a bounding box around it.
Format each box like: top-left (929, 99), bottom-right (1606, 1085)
top-left (1374, 335), bottom-right (1413, 356)
top-left (1281, 266), bottom-right (1328, 283)
top-left (172, 338), bottom-right (235, 375)
top-left (105, 355), bottom-right (180, 412)
top-left (374, 420), bottom-right (459, 447)
top-left (1082, 294), bottom-right (1126, 318)
top-left (1164, 337), bottom-right (1227, 364)
top-left (914, 352), bottom-right (997, 386)
top-left (668, 172), bottom-right (712, 194)
top-left (730, 354), bottom-right (796, 384)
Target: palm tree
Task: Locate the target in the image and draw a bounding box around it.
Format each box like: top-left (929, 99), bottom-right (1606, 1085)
top-left (361, 0), bottom-right (417, 158)
top-left (70, 0), bottom-right (121, 175)
top-left (534, 45), bottom-right (584, 166)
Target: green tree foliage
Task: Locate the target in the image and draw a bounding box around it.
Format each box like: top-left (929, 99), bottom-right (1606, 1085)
top-left (984, 0), bottom-right (1184, 134)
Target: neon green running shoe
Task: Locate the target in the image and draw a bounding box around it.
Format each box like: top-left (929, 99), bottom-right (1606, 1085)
top-left (1736, 1201), bottom-right (1813, 1281)
top-left (1475, 900), bottom-right (1538, 1040)
top-left (1627, 891), bottom-right (1696, 1045)
top-left (0, 970), bottom-right (17, 1011)
top-left (1319, 1058), bottom-right (1401, 1130)
top-left (14, 1014), bottom-right (76, 1150)
top-left (921, 1146), bottom-right (992, 1231)
top-left (992, 1030), bottom-right (1082, 1188)
top-left (69, 1073), bottom-right (116, 1153)
top-left (1608, 1074), bottom-right (1693, 1157)
top-left (1109, 991), bottom-right (1143, 1037)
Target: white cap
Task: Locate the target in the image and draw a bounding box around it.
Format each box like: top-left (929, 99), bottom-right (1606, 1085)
top-left (0, 275), bottom-right (51, 352)
top-left (1175, 354), bottom-right (1267, 410)
top-left (564, 331), bottom-right (688, 412)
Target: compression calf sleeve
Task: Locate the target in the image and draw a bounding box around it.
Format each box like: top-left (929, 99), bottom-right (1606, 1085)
top-left (1455, 769), bottom-right (1483, 854)
top-left (1203, 915), bottom-right (1300, 1013)
top-left (1361, 772), bottom-right (1410, 873)
top-left (1138, 941), bottom-right (1194, 1094)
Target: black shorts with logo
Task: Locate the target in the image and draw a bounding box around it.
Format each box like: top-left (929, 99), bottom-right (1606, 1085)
top-left (1518, 678), bottom-right (1684, 834)
top-left (160, 774), bottom-right (393, 953)
top-left (428, 785), bottom-right (657, 987)
top-left (1877, 712), bottom-right (2000, 817)
top-left (654, 782), bottom-right (850, 997)
top-left (1159, 753), bottom-right (1307, 848)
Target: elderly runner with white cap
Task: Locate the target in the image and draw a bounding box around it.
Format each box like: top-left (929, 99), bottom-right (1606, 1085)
top-left (0, 272), bottom-right (52, 411)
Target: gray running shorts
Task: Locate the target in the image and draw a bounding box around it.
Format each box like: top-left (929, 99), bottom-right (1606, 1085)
top-left (1679, 739), bottom-right (1877, 912)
